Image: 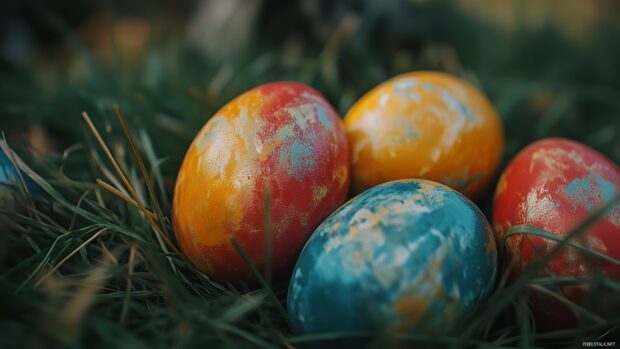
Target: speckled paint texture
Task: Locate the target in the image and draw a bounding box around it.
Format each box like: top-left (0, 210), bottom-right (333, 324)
top-left (493, 138), bottom-right (620, 329)
top-left (172, 82), bottom-right (350, 282)
top-left (344, 71), bottom-right (504, 199)
top-left (0, 147), bottom-right (36, 208)
top-left (0, 148), bottom-right (17, 207)
top-left (288, 179), bottom-right (497, 345)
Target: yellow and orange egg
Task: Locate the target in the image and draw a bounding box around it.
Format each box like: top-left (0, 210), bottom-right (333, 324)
top-left (344, 71), bottom-right (504, 199)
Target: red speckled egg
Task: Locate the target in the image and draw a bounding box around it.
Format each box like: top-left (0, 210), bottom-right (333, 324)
top-left (493, 138), bottom-right (620, 329)
top-left (172, 82), bottom-right (350, 282)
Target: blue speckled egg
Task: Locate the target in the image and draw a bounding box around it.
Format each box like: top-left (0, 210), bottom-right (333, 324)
top-left (0, 147), bottom-right (36, 207)
top-left (287, 179), bottom-right (497, 344)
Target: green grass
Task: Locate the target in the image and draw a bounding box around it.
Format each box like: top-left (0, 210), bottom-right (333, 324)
top-left (1, 1), bottom-right (620, 348)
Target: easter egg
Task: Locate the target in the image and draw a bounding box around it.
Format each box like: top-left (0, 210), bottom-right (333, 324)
top-left (0, 146), bottom-right (37, 208)
top-left (493, 138), bottom-right (620, 329)
top-left (288, 179), bottom-right (497, 345)
top-left (0, 147), bottom-right (20, 207)
top-left (172, 82), bottom-right (350, 282)
top-left (344, 71), bottom-right (504, 199)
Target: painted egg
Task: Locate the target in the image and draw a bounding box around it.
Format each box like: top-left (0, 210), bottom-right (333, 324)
top-left (288, 179), bottom-right (497, 345)
top-left (0, 146), bottom-right (36, 208)
top-left (344, 71), bottom-right (504, 199)
top-left (172, 82), bottom-right (350, 282)
top-left (493, 138), bottom-right (620, 329)
top-left (1, 147), bottom-right (20, 207)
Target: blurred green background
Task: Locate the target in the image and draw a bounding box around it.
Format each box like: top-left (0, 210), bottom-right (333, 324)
top-left (1, 0), bottom-right (619, 170)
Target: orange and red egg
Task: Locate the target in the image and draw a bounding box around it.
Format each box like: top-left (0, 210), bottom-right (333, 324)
top-left (172, 82), bottom-right (350, 282)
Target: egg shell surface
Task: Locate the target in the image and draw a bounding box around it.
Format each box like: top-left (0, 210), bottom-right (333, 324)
top-left (0, 148), bottom-right (19, 207)
top-left (344, 71), bottom-right (504, 199)
top-left (493, 138), bottom-right (620, 329)
top-left (288, 179), bottom-right (497, 344)
top-left (0, 147), bottom-right (37, 208)
top-left (172, 82), bottom-right (350, 281)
